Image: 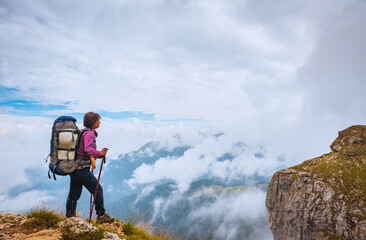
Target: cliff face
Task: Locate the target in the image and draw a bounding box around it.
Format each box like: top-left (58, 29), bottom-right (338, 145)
top-left (266, 125), bottom-right (366, 240)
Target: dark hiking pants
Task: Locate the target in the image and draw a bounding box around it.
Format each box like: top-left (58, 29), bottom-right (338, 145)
top-left (66, 167), bottom-right (105, 217)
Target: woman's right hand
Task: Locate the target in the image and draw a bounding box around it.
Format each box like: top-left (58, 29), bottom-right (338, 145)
top-left (100, 148), bottom-right (109, 156)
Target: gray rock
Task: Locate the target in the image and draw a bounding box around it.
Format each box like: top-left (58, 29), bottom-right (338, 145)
top-left (57, 217), bottom-right (99, 235)
top-left (102, 231), bottom-right (125, 240)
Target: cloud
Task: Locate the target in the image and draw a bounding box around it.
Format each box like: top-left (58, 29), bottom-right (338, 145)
top-left (1, 0), bottom-right (364, 149)
top-left (128, 129), bottom-right (289, 192)
top-left (0, 0), bottom-right (353, 122)
top-left (0, 114), bottom-right (51, 193)
top-left (187, 189), bottom-right (272, 240)
top-left (297, 1), bottom-right (366, 120)
top-left (0, 190), bottom-right (57, 212)
top-left (145, 186), bottom-right (272, 240)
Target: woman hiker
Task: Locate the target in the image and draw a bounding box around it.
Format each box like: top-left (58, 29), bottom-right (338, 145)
top-left (66, 112), bottom-right (114, 224)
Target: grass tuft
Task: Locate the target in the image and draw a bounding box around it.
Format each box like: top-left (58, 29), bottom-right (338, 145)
top-left (25, 207), bottom-right (64, 229)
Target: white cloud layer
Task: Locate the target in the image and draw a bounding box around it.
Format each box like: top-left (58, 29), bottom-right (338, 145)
top-left (0, 115), bottom-right (51, 193)
top-left (127, 130), bottom-right (287, 192)
top-left (0, 190), bottom-right (57, 213)
top-left (187, 189), bottom-right (272, 240)
top-left (146, 187), bottom-right (272, 240)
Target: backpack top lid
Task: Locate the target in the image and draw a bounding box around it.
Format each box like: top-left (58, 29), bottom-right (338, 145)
top-left (53, 116), bottom-right (77, 124)
top-left (50, 116), bottom-right (78, 155)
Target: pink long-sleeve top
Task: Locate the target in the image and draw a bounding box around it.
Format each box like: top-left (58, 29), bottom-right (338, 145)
top-left (76, 130), bottom-right (101, 159)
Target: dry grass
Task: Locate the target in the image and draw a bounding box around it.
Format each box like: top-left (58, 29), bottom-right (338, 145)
top-left (25, 207), bottom-right (64, 229)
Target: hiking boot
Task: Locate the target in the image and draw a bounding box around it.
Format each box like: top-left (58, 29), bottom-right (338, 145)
top-left (96, 214), bottom-right (114, 224)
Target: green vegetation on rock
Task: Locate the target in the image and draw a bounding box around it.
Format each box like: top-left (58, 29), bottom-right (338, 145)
top-left (62, 228), bottom-right (105, 240)
top-left (291, 152), bottom-right (366, 212)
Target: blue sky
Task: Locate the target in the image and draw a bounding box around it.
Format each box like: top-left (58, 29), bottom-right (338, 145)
top-left (1, 0), bottom-right (366, 220)
top-left (0, 95), bottom-right (155, 120)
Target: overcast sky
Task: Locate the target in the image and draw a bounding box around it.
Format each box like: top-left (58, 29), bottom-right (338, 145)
top-left (1, 0), bottom-right (366, 213)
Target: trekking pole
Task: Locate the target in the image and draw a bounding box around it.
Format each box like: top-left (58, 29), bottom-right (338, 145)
top-left (89, 157), bottom-right (96, 220)
top-left (89, 169), bottom-right (94, 220)
top-left (89, 156), bottom-right (106, 222)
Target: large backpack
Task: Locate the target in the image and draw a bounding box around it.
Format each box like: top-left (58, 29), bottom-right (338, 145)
top-left (47, 116), bottom-right (82, 180)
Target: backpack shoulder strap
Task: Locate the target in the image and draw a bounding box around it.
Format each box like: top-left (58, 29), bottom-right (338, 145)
top-left (74, 128), bottom-right (95, 160)
top-left (75, 128), bottom-right (91, 147)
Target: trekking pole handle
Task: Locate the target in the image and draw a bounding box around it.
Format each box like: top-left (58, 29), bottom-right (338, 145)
top-left (101, 148), bottom-right (108, 163)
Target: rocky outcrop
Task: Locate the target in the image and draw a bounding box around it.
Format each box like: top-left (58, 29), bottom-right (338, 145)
top-left (266, 125), bottom-right (366, 240)
top-left (0, 213), bottom-right (126, 240)
top-left (58, 217), bottom-right (125, 240)
top-left (57, 217), bottom-right (99, 234)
